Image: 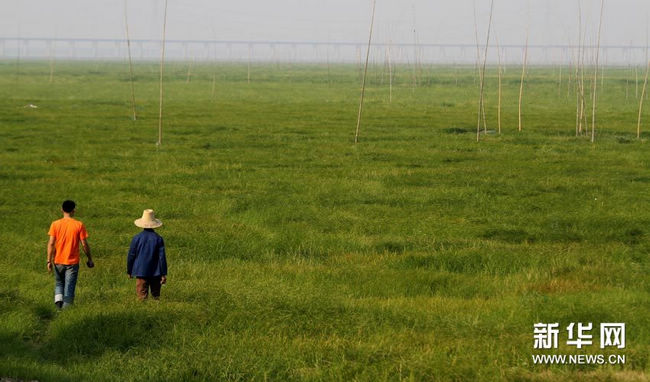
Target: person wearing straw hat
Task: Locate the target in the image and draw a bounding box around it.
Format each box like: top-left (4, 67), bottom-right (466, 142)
top-left (127, 209), bottom-right (168, 300)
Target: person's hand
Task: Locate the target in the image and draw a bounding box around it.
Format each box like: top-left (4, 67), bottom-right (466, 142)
top-left (86, 260), bottom-right (94, 268)
top-left (161, 276), bottom-right (167, 285)
top-left (47, 262), bottom-right (52, 273)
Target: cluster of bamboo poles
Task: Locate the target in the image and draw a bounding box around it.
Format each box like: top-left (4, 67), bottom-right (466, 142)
top-left (117, 0), bottom-right (649, 145)
top-left (122, 0), bottom-right (167, 146)
top-left (472, 0), bottom-right (610, 143)
top-left (353, 0), bottom-right (625, 144)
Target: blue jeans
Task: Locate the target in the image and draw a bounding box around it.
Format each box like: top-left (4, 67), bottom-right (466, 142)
top-left (54, 264), bottom-right (79, 308)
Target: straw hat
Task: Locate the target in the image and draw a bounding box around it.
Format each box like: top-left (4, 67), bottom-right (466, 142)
top-left (134, 209), bottom-right (163, 228)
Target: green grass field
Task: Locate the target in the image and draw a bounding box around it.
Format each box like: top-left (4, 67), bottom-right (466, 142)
top-left (0, 60), bottom-right (648, 381)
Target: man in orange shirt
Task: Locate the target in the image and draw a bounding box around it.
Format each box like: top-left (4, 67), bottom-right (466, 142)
top-left (47, 200), bottom-right (94, 309)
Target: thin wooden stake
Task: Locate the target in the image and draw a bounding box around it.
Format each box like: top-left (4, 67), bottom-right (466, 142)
top-left (496, 34), bottom-right (502, 134)
top-left (580, 76), bottom-right (587, 134)
top-left (473, 0), bottom-right (480, 86)
top-left (157, 0), bottom-right (168, 146)
top-left (477, 0), bottom-right (495, 142)
top-left (565, 56), bottom-right (570, 96)
top-left (15, 27), bottom-right (21, 86)
top-left (387, 40), bottom-right (393, 103)
top-left (641, 25), bottom-right (650, 103)
top-left (473, 0), bottom-right (487, 133)
top-left (210, 38), bottom-right (217, 98)
top-left (48, 41), bottom-right (55, 84)
top-left (248, 45), bottom-right (252, 84)
top-left (186, 57), bottom-right (193, 83)
top-left (579, 11), bottom-right (587, 135)
top-left (124, 0), bottom-right (137, 121)
top-left (211, 72), bottom-right (216, 98)
top-left (518, 22), bottom-right (529, 132)
top-left (575, 0), bottom-right (583, 135)
top-left (558, 64), bottom-right (563, 97)
top-left (634, 64), bottom-right (639, 99)
top-left (354, 0), bottom-right (377, 144)
top-left (411, 3), bottom-right (419, 88)
top-left (626, 67), bottom-right (629, 102)
top-left (326, 45), bottom-right (331, 87)
top-left (591, 0), bottom-right (605, 143)
top-left (637, 59), bottom-right (649, 139)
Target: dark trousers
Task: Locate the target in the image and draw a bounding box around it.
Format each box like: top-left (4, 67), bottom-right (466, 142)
top-left (136, 277), bottom-right (162, 300)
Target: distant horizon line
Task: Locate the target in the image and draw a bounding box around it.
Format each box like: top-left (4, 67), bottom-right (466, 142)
top-left (0, 57), bottom-right (638, 68)
top-left (1, 37), bottom-right (649, 50)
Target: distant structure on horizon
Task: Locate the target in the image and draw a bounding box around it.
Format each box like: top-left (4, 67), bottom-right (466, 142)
top-left (0, 37), bottom-right (647, 66)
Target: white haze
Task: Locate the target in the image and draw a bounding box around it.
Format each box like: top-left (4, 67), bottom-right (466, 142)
top-left (2, 0), bottom-right (650, 64)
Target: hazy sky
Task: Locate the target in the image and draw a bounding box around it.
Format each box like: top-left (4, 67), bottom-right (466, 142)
top-left (3, 0), bottom-right (650, 47)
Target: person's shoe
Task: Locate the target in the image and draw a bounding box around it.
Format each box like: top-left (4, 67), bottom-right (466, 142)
top-left (55, 301), bottom-right (63, 310)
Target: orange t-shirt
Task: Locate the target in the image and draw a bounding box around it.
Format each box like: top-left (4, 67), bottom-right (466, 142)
top-left (48, 217), bottom-right (89, 265)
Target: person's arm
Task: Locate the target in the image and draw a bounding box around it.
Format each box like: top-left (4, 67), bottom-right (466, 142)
top-left (81, 238), bottom-right (94, 268)
top-left (127, 237), bottom-right (137, 278)
top-left (47, 236), bottom-right (56, 273)
top-left (159, 237), bottom-right (167, 284)
top-left (79, 224), bottom-right (93, 268)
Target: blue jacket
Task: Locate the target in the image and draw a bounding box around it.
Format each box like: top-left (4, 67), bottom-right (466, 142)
top-left (127, 229), bottom-right (167, 277)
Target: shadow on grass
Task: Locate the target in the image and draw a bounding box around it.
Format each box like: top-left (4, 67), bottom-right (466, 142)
top-left (480, 228), bottom-right (537, 244)
top-left (443, 127), bottom-right (472, 134)
top-left (42, 309), bottom-right (172, 362)
top-left (1, 295), bottom-right (176, 381)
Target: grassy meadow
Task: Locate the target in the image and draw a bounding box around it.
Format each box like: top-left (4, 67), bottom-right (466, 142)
top-left (0, 60), bottom-right (648, 381)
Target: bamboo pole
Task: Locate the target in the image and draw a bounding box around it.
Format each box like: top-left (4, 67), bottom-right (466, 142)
top-left (626, 66), bottom-right (629, 102)
top-left (581, 68), bottom-right (588, 134)
top-left (124, 0), bottom-right (137, 121)
top-left (473, 0), bottom-right (480, 87)
top-left (575, 60), bottom-right (582, 136)
top-left (211, 72), bottom-right (216, 98)
top-left (15, 27), bottom-right (21, 86)
top-left (591, 0), bottom-right (605, 143)
top-left (210, 37), bottom-right (217, 98)
top-left (326, 45), bottom-right (331, 87)
top-left (637, 59), bottom-right (649, 139)
top-left (388, 40), bottom-right (393, 103)
top-left (634, 64), bottom-right (639, 99)
top-left (472, 0), bottom-right (487, 132)
top-left (564, 51), bottom-right (570, 96)
top-left (48, 40), bottom-right (55, 84)
top-left (248, 45), bottom-right (252, 84)
top-left (634, 23), bottom-right (650, 98)
top-left (558, 64), bottom-right (563, 97)
top-left (575, 0), bottom-right (583, 135)
top-left (354, 0), bottom-right (377, 144)
top-left (412, 4), bottom-right (420, 88)
top-left (518, 25), bottom-right (529, 132)
top-left (496, 34), bottom-right (502, 135)
top-left (477, 0), bottom-right (495, 142)
top-left (641, 29), bottom-right (650, 103)
top-left (579, 27), bottom-right (587, 135)
top-left (379, 49), bottom-right (384, 85)
top-left (157, 0), bottom-right (168, 146)
top-left (186, 57), bottom-right (193, 83)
